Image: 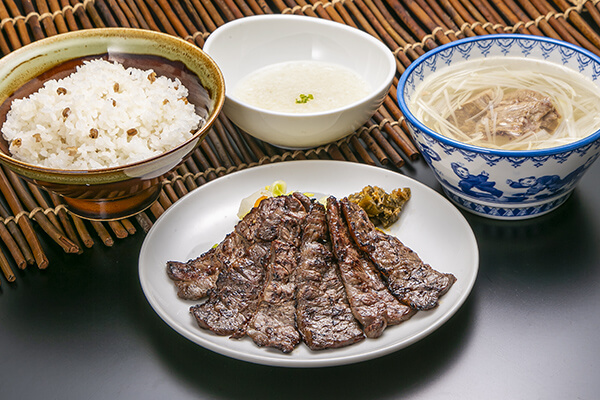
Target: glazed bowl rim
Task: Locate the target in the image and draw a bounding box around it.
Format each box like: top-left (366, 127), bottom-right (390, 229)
top-left (0, 27), bottom-right (225, 175)
top-left (397, 33), bottom-right (600, 157)
top-left (203, 14), bottom-right (396, 118)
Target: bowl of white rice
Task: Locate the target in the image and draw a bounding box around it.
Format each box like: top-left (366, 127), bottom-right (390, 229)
top-left (203, 14), bottom-right (396, 149)
top-left (0, 28), bottom-right (225, 220)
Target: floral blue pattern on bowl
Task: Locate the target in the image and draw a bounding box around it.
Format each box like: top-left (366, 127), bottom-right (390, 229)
top-left (397, 34), bottom-right (600, 220)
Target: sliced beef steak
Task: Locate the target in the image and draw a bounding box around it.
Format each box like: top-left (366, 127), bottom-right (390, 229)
top-left (236, 194), bottom-right (307, 244)
top-left (166, 247), bottom-right (221, 300)
top-left (341, 198), bottom-right (456, 311)
top-left (327, 197), bottom-right (414, 338)
top-left (190, 233), bottom-right (267, 338)
top-left (189, 194), bottom-right (308, 339)
top-left (246, 239), bottom-right (301, 353)
top-left (296, 201), bottom-right (365, 350)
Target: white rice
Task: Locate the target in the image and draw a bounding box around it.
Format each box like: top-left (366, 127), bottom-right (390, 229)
top-left (1, 59), bottom-right (204, 170)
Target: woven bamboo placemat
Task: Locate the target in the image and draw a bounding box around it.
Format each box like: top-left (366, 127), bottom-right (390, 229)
top-left (0, 0), bottom-right (598, 284)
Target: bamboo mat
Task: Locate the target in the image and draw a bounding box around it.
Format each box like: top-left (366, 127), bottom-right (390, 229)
top-left (0, 0), bottom-right (599, 285)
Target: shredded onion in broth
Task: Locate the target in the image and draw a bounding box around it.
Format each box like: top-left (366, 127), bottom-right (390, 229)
top-left (409, 57), bottom-right (600, 150)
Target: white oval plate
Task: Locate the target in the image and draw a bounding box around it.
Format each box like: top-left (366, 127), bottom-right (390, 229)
top-left (139, 160), bottom-right (479, 367)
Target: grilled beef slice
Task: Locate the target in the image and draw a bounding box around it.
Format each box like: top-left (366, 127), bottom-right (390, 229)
top-left (327, 197), bottom-right (415, 338)
top-left (235, 194), bottom-right (307, 244)
top-left (245, 193), bottom-right (313, 352)
top-left (166, 247), bottom-right (221, 300)
top-left (190, 233), bottom-right (268, 338)
top-left (246, 239), bottom-right (302, 353)
top-left (190, 194), bottom-right (308, 339)
top-left (166, 194), bottom-right (282, 300)
top-left (295, 201), bottom-right (365, 350)
top-left (341, 198), bottom-right (456, 311)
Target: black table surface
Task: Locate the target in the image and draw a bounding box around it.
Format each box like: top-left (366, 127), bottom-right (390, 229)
top-left (1, 157), bottom-right (598, 400)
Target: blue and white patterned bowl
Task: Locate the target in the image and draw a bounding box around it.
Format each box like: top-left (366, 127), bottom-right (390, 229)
top-left (397, 34), bottom-right (600, 220)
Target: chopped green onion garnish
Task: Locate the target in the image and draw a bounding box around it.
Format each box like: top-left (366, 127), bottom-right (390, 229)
top-left (296, 93), bottom-right (314, 104)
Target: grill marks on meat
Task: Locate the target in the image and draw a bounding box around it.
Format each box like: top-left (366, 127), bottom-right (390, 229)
top-left (295, 201), bottom-right (365, 350)
top-left (166, 247), bottom-right (221, 300)
top-left (190, 232), bottom-right (268, 338)
top-left (235, 194), bottom-right (307, 244)
top-left (327, 197), bottom-right (415, 338)
top-left (190, 195), bottom-right (308, 339)
top-left (245, 195), bottom-right (307, 352)
top-left (341, 198), bottom-right (456, 311)
top-left (246, 240), bottom-right (301, 353)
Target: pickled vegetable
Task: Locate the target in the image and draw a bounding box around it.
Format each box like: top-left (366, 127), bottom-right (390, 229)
top-left (348, 185), bottom-right (411, 228)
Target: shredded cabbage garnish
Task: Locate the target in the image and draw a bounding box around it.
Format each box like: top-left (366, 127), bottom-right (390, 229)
top-left (237, 180), bottom-right (288, 219)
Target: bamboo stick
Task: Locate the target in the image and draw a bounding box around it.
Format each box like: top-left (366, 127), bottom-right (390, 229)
top-left (0, 201), bottom-right (35, 266)
top-left (217, 115), bottom-right (255, 164)
top-left (364, 120), bottom-right (405, 168)
top-left (492, 0), bottom-right (539, 35)
top-left (373, 109), bottom-right (419, 160)
top-left (0, 249), bottom-right (15, 283)
top-left (338, 141), bottom-right (360, 163)
top-left (206, 129), bottom-right (233, 168)
top-left (586, 2), bottom-right (600, 33)
top-left (135, 212), bottom-right (154, 233)
top-left (167, 171), bottom-right (190, 198)
top-left (240, 131), bottom-right (268, 161)
top-left (21, 0), bottom-right (46, 40)
top-left (83, 0), bottom-right (108, 28)
top-left (326, 144), bottom-right (346, 161)
top-left (71, 217), bottom-right (95, 248)
top-left (107, 220), bottom-right (129, 239)
top-left (5, 169), bottom-right (79, 254)
top-left (359, 0), bottom-right (413, 51)
top-left (307, 0), bottom-right (342, 23)
top-left (349, 135), bottom-right (376, 165)
top-left (49, 192), bottom-right (95, 248)
top-left (47, 192), bottom-right (85, 252)
top-left (0, 168), bottom-right (48, 268)
top-left (67, 0), bottom-right (94, 29)
top-left (132, 0), bottom-right (160, 30)
top-left (186, 0), bottom-right (214, 31)
top-left (58, 0), bottom-right (81, 31)
top-left (91, 221), bottom-right (114, 246)
top-left (26, 183), bottom-right (63, 233)
top-left (200, 138), bottom-right (223, 170)
top-left (420, 0), bottom-right (459, 32)
top-left (182, 165), bottom-right (200, 191)
top-left (198, 0), bottom-right (225, 27)
top-left (552, 0), bottom-right (600, 54)
top-left (3, 0), bottom-right (31, 46)
top-left (142, 0), bottom-right (176, 34)
top-left (0, 0), bottom-right (23, 50)
top-left (156, 0), bottom-right (194, 36)
top-left (213, 120), bottom-right (243, 166)
top-left (180, 0), bottom-right (208, 31)
top-left (513, 0), bottom-right (560, 39)
top-left (0, 221), bottom-right (27, 270)
top-left (113, 0), bottom-right (141, 28)
top-left (457, 0), bottom-right (501, 33)
top-left (163, 182), bottom-right (180, 204)
top-left (95, 0), bottom-right (120, 27)
top-left (185, 158), bottom-right (208, 186)
top-left (120, 218), bottom-right (137, 235)
top-left (35, 0), bottom-right (60, 35)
